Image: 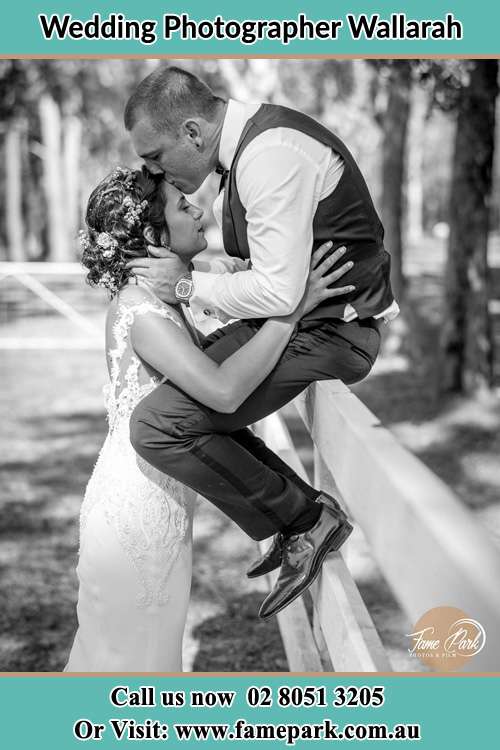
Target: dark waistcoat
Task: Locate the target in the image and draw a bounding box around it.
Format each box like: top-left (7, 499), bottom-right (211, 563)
top-left (221, 103), bottom-right (394, 321)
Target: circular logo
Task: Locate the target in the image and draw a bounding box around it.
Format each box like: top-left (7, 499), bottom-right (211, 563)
top-left (406, 606), bottom-right (486, 671)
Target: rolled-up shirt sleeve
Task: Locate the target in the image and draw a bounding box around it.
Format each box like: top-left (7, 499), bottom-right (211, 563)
top-left (190, 137), bottom-right (321, 322)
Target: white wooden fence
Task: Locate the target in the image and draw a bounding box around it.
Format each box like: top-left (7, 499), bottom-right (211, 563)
top-left (256, 380), bottom-right (500, 672)
top-left (0, 262), bottom-right (102, 349)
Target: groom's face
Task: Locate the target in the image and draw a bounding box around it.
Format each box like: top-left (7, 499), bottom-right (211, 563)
top-left (131, 116), bottom-right (208, 195)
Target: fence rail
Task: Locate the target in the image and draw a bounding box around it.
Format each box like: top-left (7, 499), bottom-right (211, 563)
top-left (256, 380), bottom-right (500, 672)
top-left (0, 261), bottom-right (102, 349)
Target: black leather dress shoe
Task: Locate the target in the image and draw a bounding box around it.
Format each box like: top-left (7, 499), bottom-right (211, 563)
top-left (247, 492), bottom-right (348, 579)
top-left (316, 491), bottom-right (348, 522)
top-left (258, 502), bottom-right (353, 620)
top-left (246, 533), bottom-right (284, 578)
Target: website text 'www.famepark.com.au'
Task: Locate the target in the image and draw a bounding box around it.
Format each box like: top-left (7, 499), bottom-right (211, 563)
top-left (74, 717), bottom-right (421, 744)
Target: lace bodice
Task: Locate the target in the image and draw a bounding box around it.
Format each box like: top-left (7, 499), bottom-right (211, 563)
top-left (104, 295), bottom-right (186, 430)
top-left (79, 288), bottom-right (195, 608)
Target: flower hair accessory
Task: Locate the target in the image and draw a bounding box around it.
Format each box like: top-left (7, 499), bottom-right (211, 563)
top-left (78, 230), bottom-right (91, 252)
top-left (78, 229), bottom-right (118, 259)
top-left (97, 271), bottom-right (119, 294)
top-left (111, 166), bottom-right (134, 183)
top-left (123, 196), bottom-right (148, 227)
top-left (96, 232), bottom-right (118, 258)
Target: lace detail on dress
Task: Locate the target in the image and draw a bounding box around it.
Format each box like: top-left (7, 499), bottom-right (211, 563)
top-left (98, 440), bottom-right (190, 608)
top-left (105, 300), bottom-right (184, 432)
top-left (79, 292), bottom-right (194, 608)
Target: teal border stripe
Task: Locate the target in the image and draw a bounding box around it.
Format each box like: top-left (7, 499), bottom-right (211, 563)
top-left (0, 675), bottom-right (497, 748)
top-left (1, 1), bottom-right (499, 56)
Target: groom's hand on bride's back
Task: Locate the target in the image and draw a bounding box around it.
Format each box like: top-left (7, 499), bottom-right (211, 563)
top-left (126, 246), bottom-right (189, 304)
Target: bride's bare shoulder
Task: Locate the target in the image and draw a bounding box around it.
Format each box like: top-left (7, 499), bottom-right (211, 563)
top-left (114, 284), bottom-right (185, 334)
top-left (115, 283), bottom-right (154, 307)
top-left (105, 284), bottom-right (154, 334)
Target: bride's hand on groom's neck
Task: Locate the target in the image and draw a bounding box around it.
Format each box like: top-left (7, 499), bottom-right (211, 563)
top-left (126, 246), bottom-right (189, 304)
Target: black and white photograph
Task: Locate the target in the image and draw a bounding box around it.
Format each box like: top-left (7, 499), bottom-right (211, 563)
top-left (1, 59), bottom-right (499, 673)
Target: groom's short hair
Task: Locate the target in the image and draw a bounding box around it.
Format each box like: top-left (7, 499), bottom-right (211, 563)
top-left (124, 65), bottom-right (223, 136)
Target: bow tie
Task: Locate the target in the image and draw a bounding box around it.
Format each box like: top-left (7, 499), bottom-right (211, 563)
top-left (216, 164), bottom-right (229, 193)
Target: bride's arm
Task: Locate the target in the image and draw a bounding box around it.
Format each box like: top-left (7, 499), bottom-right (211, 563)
top-left (131, 243), bottom-right (353, 413)
top-left (132, 310), bottom-right (294, 413)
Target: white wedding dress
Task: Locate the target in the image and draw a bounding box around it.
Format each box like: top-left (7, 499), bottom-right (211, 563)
top-left (64, 290), bottom-right (196, 672)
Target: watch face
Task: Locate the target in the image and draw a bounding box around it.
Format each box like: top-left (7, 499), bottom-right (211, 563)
top-left (176, 278), bottom-right (193, 299)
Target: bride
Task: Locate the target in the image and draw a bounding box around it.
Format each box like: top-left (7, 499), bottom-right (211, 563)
top-left (64, 166), bottom-right (351, 672)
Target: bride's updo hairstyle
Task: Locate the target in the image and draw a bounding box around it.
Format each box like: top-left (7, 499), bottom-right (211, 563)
top-left (79, 166), bottom-right (167, 296)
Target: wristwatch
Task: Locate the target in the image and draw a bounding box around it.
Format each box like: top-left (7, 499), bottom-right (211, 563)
top-left (174, 273), bottom-right (194, 305)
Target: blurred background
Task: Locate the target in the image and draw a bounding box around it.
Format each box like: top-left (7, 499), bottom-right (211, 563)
top-left (1, 59), bottom-right (499, 672)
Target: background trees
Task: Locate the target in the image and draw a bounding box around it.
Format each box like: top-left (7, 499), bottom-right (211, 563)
top-left (435, 61), bottom-right (499, 395)
top-left (0, 60), bottom-right (155, 262)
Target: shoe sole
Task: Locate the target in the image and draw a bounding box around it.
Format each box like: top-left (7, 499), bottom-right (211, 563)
top-left (258, 519), bottom-right (354, 620)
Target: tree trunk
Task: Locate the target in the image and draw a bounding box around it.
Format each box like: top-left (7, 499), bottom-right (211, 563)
top-left (441, 61), bottom-right (498, 396)
top-left (406, 86), bottom-right (427, 245)
top-left (5, 122), bottom-right (25, 261)
top-left (380, 62), bottom-right (412, 301)
top-left (63, 115), bottom-right (82, 257)
top-left (39, 94), bottom-right (68, 261)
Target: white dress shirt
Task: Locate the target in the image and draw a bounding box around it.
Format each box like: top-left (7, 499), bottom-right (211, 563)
top-left (190, 99), bottom-right (399, 325)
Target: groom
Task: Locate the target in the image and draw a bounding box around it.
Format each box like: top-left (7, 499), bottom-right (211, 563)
top-left (125, 65), bottom-right (398, 619)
